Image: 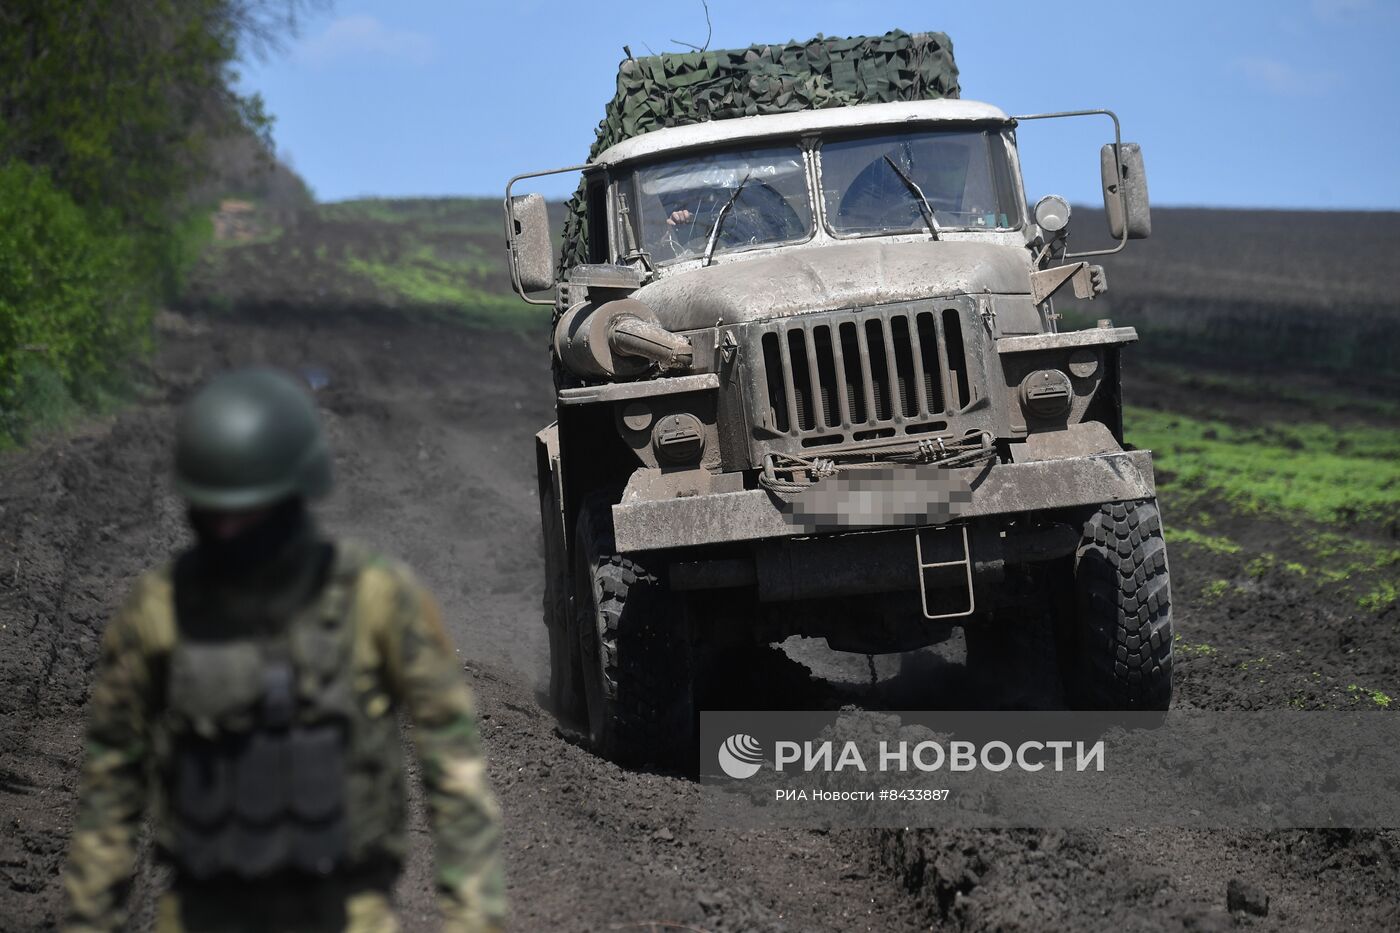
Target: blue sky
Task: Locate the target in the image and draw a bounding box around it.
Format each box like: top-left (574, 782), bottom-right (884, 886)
top-left (237, 0), bottom-right (1400, 208)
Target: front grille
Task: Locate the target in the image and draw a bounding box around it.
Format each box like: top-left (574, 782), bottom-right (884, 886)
top-left (752, 304), bottom-right (971, 448)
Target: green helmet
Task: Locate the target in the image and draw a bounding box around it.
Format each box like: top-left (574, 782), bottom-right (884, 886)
top-left (174, 368), bottom-right (332, 510)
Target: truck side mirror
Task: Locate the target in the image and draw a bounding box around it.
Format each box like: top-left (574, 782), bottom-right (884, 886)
top-left (1100, 143), bottom-right (1151, 240)
top-left (506, 193), bottom-right (555, 294)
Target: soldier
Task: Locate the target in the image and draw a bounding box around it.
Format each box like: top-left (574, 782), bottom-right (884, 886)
top-left (62, 368), bottom-right (505, 932)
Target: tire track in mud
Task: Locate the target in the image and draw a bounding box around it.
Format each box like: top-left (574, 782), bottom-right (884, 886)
top-left (0, 315), bottom-right (922, 932)
top-left (0, 313), bottom-right (1395, 931)
top-left (0, 412), bottom-right (186, 913)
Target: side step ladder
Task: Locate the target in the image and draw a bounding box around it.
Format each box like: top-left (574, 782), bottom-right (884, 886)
top-left (915, 524), bottom-right (975, 620)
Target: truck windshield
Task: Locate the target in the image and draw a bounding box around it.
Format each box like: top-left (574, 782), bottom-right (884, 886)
top-left (627, 145), bottom-right (812, 264)
top-left (819, 129), bottom-right (1018, 236)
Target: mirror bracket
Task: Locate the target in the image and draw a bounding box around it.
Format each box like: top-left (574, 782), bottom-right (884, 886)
top-left (504, 163), bottom-right (595, 305)
top-left (566, 263), bottom-right (645, 291)
top-left (1031, 262), bottom-right (1087, 305)
top-left (1010, 109), bottom-right (1146, 259)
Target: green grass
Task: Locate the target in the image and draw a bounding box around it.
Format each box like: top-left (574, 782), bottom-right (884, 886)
top-left (1347, 685), bottom-right (1393, 709)
top-left (0, 357), bottom-right (133, 452)
top-left (178, 197), bottom-right (551, 329)
top-left (344, 255), bottom-right (546, 331)
top-left (1200, 579), bottom-right (1232, 600)
top-left (1169, 526), bottom-right (1398, 613)
top-left (1291, 534), bottom-right (1398, 590)
top-left (1169, 528), bottom-right (1242, 555)
top-left (317, 197), bottom-right (504, 232)
top-left (0, 361), bottom-right (79, 451)
top-left (1136, 398), bottom-right (1398, 614)
top-left (1359, 581), bottom-right (1398, 613)
top-left (1173, 636), bottom-right (1218, 656)
top-left (1128, 405), bottom-right (1400, 526)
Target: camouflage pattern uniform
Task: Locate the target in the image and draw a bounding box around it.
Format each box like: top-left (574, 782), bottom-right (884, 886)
top-left (62, 365), bottom-right (504, 932)
top-left (63, 539), bottom-right (506, 932)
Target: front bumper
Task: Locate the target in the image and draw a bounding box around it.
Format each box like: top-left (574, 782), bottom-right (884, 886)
top-left (612, 449), bottom-right (1156, 553)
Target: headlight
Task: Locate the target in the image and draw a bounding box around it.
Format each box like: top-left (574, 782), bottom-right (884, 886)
top-left (1019, 369), bottom-right (1073, 418)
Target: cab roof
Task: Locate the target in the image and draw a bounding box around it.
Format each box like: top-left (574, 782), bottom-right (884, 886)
top-left (594, 99), bottom-right (1011, 167)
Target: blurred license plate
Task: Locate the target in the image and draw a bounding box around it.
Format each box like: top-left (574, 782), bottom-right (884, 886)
top-left (782, 465), bottom-right (972, 532)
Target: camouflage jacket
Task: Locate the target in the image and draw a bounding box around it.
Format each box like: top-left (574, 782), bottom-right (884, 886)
top-left (62, 541), bottom-right (506, 932)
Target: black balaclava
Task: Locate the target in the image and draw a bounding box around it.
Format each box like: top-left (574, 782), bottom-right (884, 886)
top-left (187, 497), bottom-right (313, 578)
top-left (178, 498), bottom-right (331, 633)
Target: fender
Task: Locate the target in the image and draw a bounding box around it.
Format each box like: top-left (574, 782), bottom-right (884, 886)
top-left (535, 423), bottom-right (566, 573)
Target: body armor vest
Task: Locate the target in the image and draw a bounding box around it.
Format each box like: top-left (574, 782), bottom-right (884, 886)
top-left (155, 541), bottom-right (404, 880)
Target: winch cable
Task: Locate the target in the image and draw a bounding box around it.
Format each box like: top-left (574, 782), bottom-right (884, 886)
top-left (757, 432), bottom-right (997, 496)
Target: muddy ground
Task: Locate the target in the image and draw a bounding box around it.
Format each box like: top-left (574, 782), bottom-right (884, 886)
top-left (1, 311), bottom-right (1396, 931)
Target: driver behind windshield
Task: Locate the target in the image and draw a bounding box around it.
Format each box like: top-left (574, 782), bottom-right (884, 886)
top-left (655, 187), bottom-right (733, 259)
top-left (823, 130), bottom-right (1010, 235)
top-left (635, 150), bottom-right (811, 262)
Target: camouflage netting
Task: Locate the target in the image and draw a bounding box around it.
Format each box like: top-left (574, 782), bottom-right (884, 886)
top-left (559, 29), bottom-right (960, 274)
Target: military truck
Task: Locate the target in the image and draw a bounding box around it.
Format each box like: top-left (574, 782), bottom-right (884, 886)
top-left (505, 43), bottom-right (1171, 765)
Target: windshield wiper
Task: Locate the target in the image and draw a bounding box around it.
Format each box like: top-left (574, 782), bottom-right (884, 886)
top-left (882, 155), bottom-right (941, 240)
top-left (702, 171), bottom-right (752, 266)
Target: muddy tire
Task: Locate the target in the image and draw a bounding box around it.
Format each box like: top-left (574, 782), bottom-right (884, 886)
top-left (1056, 499), bottom-right (1174, 710)
top-left (574, 492), bottom-right (695, 768)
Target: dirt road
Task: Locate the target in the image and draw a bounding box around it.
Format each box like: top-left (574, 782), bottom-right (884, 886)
top-left (1, 312), bottom-right (1395, 931)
